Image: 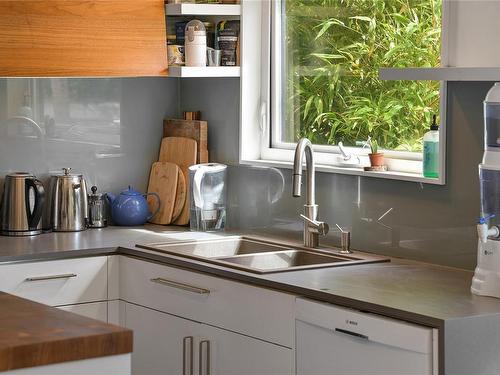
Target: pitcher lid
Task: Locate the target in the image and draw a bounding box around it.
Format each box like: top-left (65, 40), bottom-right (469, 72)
top-left (188, 163), bottom-right (227, 173)
top-left (6, 172), bottom-right (34, 178)
top-left (52, 167), bottom-right (82, 178)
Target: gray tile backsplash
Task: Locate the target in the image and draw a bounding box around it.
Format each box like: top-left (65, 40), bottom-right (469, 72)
top-left (181, 79), bottom-right (489, 270)
top-left (0, 78), bottom-right (179, 193)
top-left (0, 76), bottom-right (487, 270)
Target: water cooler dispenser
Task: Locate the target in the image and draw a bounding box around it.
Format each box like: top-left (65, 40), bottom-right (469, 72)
top-left (472, 83), bottom-right (500, 297)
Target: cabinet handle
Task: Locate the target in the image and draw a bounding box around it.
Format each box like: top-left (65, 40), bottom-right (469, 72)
top-left (25, 273), bottom-right (77, 282)
top-left (199, 340), bottom-right (210, 375)
top-left (334, 328), bottom-right (369, 340)
top-left (183, 336), bottom-right (193, 375)
top-left (150, 277), bottom-right (210, 295)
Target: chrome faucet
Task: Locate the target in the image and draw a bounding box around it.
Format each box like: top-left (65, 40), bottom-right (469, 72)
top-left (292, 138), bottom-right (329, 248)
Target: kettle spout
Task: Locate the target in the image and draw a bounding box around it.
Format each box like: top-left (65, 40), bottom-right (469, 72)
top-left (106, 192), bottom-right (116, 204)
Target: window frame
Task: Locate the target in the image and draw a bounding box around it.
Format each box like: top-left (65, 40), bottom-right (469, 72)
top-left (240, 0), bottom-right (447, 185)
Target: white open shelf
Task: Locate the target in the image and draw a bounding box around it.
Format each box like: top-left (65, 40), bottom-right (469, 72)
top-left (379, 67), bottom-right (500, 81)
top-left (168, 66), bottom-right (240, 78)
top-left (165, 3), bottom-right (241, 16)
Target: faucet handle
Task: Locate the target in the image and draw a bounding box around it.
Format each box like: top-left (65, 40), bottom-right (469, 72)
top-left (300, 214), bottom-right (329, 236)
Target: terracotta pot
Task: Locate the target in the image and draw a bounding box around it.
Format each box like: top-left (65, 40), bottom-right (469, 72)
top-left (368, 153), bottom-right (384, 167)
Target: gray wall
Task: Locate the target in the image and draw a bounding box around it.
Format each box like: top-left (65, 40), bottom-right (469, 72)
top-left (181, 79), bottom-right (490, 270)
top-left (0, 78), bottom-right (179, 193)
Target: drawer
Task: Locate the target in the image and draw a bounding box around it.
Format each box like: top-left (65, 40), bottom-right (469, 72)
top-left (119, 256), bottom-right (295, 347)
top-left (0, 256), bottom-right (108, 306)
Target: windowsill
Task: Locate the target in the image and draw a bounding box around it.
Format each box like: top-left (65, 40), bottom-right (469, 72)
top-left (240, 158), bottom-right (444, 185)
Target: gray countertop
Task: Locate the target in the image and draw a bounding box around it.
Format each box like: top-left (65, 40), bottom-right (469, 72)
top-left (2, 225), bottom-right (500, 328)
top-left (0, 225), bottom-right (213, 262)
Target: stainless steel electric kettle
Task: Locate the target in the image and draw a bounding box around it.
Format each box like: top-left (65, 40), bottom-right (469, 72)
top-left (47, 168), bottom-right (88, 232)
top-left (0, 172), bottom-right (45, 236)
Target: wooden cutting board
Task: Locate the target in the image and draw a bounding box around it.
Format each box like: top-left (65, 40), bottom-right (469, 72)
top-left (171, 169), bottom-right (186, 222)
top-left (163, 119), bottom-right (208, 163)
top-left (158, 137), bottom-right (197, 226)
top-left (147, 162), bottom-right (185, 225)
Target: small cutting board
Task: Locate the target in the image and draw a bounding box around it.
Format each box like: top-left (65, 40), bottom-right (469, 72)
top-left (158, 137), bottom-right (197, 225)
top-left (163, 119), bottom-right (208, 163)
top-left (147, 162), bottom-right (184, 225)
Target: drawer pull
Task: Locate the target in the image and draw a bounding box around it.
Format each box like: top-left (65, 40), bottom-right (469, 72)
top-left (199, 340), bottom-right (211, 375)
top-left (334, 328), bottom-right (369, 340)
top-left (150, 277), bottom-right (211, 295)
top-left (25, 273), bottom-right (77, 282)
top-left (183, 336), bottom-right (193, 375)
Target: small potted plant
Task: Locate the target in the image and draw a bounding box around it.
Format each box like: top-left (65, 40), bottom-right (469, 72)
top-left (368, 139), bottom-right (384, 167)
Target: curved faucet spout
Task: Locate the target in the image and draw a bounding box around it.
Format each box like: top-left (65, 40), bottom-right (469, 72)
top-left (292, 138), bottom-right (315, 205)
top-left (293, 138), bottom-right (328, 248)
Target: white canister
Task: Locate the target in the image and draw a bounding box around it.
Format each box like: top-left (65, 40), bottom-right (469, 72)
top-left (185, 20), bottom-right (207, 67)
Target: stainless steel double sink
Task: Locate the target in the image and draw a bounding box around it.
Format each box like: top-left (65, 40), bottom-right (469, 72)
top-left (137, 236), bottom-right (389, 274)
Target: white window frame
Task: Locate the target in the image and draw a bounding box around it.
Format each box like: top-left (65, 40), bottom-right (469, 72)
top-left (239, 0), bottom-right (447, 185)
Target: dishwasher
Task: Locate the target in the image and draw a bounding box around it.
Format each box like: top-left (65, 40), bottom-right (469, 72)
top-left (295, 298), bottom-right (438, 375)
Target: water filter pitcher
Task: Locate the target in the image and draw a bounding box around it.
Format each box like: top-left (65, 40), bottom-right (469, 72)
top-left (189, 163), bottom-right (227, 232)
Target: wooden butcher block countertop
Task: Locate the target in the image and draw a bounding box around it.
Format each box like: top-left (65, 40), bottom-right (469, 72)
top-left (0, 292), bottom-right (132, 372)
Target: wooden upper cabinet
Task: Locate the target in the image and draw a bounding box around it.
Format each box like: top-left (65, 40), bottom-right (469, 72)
top-left (0, 1), bottom-right (168, 77)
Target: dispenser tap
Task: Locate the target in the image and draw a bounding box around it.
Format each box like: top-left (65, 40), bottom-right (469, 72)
top-left (336, 224), bottom-right (352, 254)
top-left (477, 215), bottom-right (499, 243)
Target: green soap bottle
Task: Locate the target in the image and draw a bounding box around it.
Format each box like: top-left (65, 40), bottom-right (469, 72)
top-left (423, 115), bottom-right (439, 178)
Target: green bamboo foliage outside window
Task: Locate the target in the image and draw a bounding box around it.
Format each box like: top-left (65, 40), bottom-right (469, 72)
top-left (282, 0), bottom-right (441, 152)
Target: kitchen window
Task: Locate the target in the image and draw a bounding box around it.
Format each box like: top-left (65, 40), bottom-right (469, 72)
top-left (243, 0), bottom-right (447, 184)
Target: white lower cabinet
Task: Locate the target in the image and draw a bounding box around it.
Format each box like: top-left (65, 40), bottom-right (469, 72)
top-left (57, 301), bottom-right (108, 322)
top-left (119, 256), bottom-right (294, 347)
top-left (0, 253), bottom-right (443, 375)
top-left (125, 302), bottom-right (198, 375)
top-left (124, 302), bottom-right (293, 375)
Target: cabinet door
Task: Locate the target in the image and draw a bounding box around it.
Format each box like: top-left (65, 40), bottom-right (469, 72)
top-left (199, 324), bottom-right (293, 375)
top-left (0, 1), bottom-right (167, 77)
top-left (58, 301), bottom-right (108, 322)
top-left (124, 302), bottom-right (201, 375)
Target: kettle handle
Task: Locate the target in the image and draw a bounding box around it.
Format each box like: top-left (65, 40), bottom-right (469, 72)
top-left (145, 192), bottom-right (161, 221)
top-left (81, 178), bottom-right (88, 221)
top-left (25, 178), bottom-right (45, 230)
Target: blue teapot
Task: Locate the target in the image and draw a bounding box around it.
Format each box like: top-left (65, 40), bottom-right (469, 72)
top-left (107, 186), bottom-right (160, 226)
